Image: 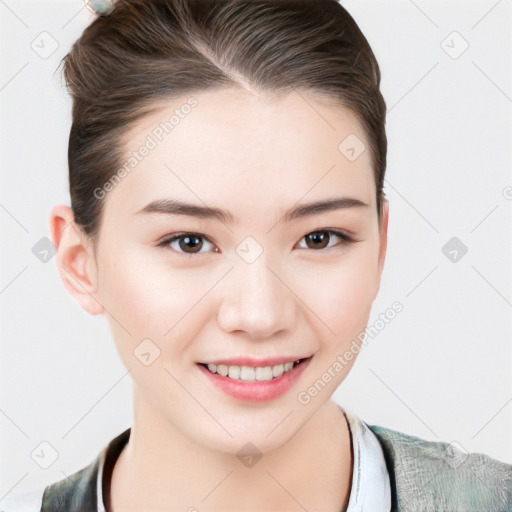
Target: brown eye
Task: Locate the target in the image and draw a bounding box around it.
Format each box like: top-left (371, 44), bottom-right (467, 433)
top-left (157, 229), bottom-right (358, 257)
top-left (176, 235), bottom-right (203, 253)
top-left (158, 233), bottom-right (216, 255)
top-left (305, 231), bottom-right (330, 249)
top-left (297, 230), bottom-right (356, 251)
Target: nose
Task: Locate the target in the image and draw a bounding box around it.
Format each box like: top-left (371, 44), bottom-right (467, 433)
top-left (216, 256), bottom-right (296, 340)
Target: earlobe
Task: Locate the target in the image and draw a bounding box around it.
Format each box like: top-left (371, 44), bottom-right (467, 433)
top-left (48, 205), bottom-right (104, 316)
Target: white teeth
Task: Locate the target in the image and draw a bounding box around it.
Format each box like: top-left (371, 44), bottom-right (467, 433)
top-left (228, 365), bottom-right (240, 379)
top-left (217, 364), bottom-right (228, 377)
top-left (204, 360), bottom-right (303, 381)
top-left (255, 366), bottom-right (273, 381)
top-left (240, 366), bottom-right (256, 381)
top-left (272, 364), bottom-right (284, 378)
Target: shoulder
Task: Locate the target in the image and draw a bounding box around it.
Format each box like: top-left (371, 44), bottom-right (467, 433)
top-left (0, 455), bottom-right (101, 512)
top-left (5, 428), bottom-right (130, 512)
top-left (367, 423), bottom-right (512, 511)
top-left (40, 456), bottom-right (101, 511)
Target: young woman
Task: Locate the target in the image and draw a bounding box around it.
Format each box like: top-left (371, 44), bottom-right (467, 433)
top-left (3, 0), bottom-right (511, 510)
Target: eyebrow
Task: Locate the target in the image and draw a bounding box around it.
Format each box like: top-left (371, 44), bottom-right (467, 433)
top-left (135, 196), bottom-right (370, 225)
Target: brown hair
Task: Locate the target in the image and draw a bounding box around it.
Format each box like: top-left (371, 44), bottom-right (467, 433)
top-left (59, 0), bottom-right (387, 242)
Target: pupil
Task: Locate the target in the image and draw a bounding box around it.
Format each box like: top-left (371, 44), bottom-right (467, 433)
top-left (181, 236), bottom-right (201, 253)
top-left (309, 232), bottom-right (328, 249)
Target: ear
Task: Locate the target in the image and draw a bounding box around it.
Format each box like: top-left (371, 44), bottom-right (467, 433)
top-left (48, 205), bottom-right (104, 316)
top-left (374, 197), bottom-right (389, 300)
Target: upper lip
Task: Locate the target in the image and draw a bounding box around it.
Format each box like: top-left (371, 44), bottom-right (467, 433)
top-left (201, 355), bottom-right (313, 367)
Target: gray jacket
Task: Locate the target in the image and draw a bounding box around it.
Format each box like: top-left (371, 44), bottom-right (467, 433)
top-left (369, 424), bottom-right (512, 510)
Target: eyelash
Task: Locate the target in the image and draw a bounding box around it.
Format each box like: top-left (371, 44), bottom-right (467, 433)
top-left (156, 229), bottom-right (360, 257)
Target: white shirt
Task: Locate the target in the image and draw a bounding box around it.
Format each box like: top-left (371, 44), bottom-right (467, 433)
top-left (0, 410), bottom-right (391, 511)
top-left (343, 408), bottom-right (391, 511)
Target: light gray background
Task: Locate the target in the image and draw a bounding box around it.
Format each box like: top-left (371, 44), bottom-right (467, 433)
top-left (1, 0), bottom-right (511, 497)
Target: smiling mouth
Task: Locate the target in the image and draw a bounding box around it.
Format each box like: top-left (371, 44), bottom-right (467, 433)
top-left (198, 356), bottom-right (312, 382)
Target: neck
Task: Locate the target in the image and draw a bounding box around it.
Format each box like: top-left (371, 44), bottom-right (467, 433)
top-left (109, 394), bottom-right (353, 512)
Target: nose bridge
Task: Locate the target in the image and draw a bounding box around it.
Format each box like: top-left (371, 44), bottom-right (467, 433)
top-left (240, 254), bottom-right (279, 302)
top-left (234, 234), bottom-right (282, 301)
top-left (218, 248), bottom-right (294, 338)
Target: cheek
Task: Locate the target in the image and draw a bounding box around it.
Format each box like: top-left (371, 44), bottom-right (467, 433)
top-left (98, 245), bottom-right (197, 329)
top-left (294, 249), bottom-right (379, 337)
top-left (335, 259), bottom-right (377, 325)
top-left (96, 247), bottom-right (209, 366)
top-left (293, 253), bottom-right (378, 399)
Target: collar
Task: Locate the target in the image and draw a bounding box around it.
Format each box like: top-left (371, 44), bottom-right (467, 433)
top-left (96, 408), bottom-right (391, 512)
top-left (342, 407), bottom-right (391, 511)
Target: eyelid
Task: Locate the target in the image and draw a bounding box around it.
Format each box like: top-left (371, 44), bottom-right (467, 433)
top-left (294, 229), bottom-right (362, 250)
top-left (156, 232), bottom-right (217, 255)
top-left (156, 228), bottom-right (362, 255)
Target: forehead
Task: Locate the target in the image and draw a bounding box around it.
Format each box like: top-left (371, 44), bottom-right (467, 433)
top-left (104, 88), bottom-right (376, 221)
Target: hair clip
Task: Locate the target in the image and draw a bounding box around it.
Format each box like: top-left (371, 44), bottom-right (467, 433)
top-left (84, 0), bottom-right (117, 16)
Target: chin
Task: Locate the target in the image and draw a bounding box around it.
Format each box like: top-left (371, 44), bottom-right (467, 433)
top-left (206, 430), bottom-right (292, 458)
top-left (185, 413), bottom-right (303, 457)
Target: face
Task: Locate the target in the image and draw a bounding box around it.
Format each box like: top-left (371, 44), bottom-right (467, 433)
top-left (52, 87), bottom-right (388, 455)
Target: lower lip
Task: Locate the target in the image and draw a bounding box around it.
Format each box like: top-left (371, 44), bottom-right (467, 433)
top-left (197, 357), bottom-right (312, 402)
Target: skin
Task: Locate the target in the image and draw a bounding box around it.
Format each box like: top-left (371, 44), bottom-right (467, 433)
top-left (49, 87), bottom-right (389, 512)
